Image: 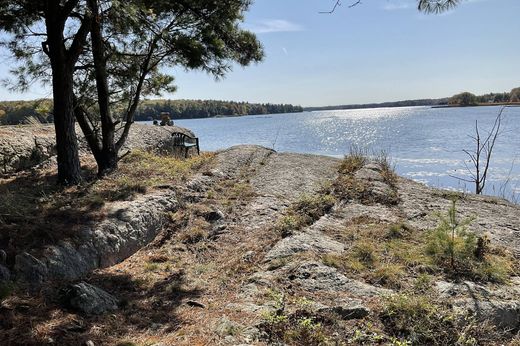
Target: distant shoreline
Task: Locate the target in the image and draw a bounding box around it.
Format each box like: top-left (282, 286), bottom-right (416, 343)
top-left (431, 102), bottom-right (520, 109)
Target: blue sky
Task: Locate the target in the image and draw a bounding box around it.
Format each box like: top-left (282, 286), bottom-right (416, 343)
top-left (1, 0), bottom-right (519, 107)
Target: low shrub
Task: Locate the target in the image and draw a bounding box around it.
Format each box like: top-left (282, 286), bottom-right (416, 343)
top-left (260, 291), bottom-right (332, 345)
top-left (179, 219), bottom-right (210, 244)
top-left (426, 200), bottom-right (513, 283)
top-left (370, 263), bottom-right (405, 288)
top-left (351, 240), bottom-right (379, 268)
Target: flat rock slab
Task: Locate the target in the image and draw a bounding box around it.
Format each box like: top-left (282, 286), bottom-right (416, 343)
top-left (286, 261), bottom-right (391, 297)
top-left (265, 229), bottom-right (345, 261)
top-left (251, 151), bottom-right (339, 201)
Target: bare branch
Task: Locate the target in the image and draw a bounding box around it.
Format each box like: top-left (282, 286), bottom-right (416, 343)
top-left (319, 0), bottom-right (361, 14)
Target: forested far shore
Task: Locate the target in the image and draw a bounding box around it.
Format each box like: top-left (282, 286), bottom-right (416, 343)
top-left (304, 98), bottom-right (449, 111)
top-left (0, 99), bottom-right (304, 125)
top-left (134, 99), bottom-right (304, 120)
top-left (1, 87), bottom-right (519, 125)
top-left (306, 87), bottom-right (520, 111)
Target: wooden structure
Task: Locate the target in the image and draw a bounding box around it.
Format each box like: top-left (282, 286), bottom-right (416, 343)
top-left (171, 132), bottom-right (200, 158)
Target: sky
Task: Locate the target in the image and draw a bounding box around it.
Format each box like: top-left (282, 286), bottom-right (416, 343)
top-left (0, 0), bottom-right (519, 107)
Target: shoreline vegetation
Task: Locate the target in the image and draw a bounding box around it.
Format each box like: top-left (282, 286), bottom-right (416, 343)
top-left (432, 102), bottom-right (520, 108)
top-left (0, 99), bottom-right (305, 125)
top-left (1, 87), bottom-right (519, 126)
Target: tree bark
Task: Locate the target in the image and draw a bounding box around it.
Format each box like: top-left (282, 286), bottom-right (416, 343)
top-left (87, 0), bottom-right (118, 176)
top-left (45, 8), bottom-right (82, 185)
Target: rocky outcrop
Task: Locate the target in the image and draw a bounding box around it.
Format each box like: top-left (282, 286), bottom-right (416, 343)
top-left (436, 279), bottom-right (520, 330)
top-left (3, 144), bottom-right (520, 345)
top-left (284, 261), bottom-right (391, 297)
top-left (265, 228), bottom-right (345, 261)
top-left (399, 178), bottom-right (520, 257)
top-left (14, 191), bottom-right (178, 288)
top-left (0, 124), bottom-right (194, 174)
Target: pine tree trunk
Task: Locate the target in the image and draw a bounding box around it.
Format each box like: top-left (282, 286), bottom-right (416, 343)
top-left (96, 149), bottom-right (118, 177)
top-left (87, 0), bottom-right (119, 177)
top-left (52, 72), bottom-right (82, 185)
top-left (46, 15), bottom-right (82, 185)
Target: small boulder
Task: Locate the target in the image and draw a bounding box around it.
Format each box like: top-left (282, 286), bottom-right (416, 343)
top-left (14, 252), bottom-right (48, 287)
top-left (61, 282), bottom-right (118, 315)
top-left (204, 209), bottom-right (225, 223)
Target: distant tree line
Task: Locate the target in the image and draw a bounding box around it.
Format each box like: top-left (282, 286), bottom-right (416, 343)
top-left (448, 88), bottom-right (520, 106)
top-left (306, 87), bottom-right (520, 111)
top-left (134, 99), bottom-right (304, 120)
top-left (0, 100), bottom-right (53, 125)
top-left (305, 98), bottom-right (448, 111)
top-left (0, 99), bottom-right (303, 125)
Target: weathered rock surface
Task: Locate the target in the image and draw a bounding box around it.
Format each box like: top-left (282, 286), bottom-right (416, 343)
top-left (285, 261), bottom-right (391, 297)
top-left (265, 229), bottom-right (345, 261)
top-left (435, 279), bottom-right (520, 330)
top-left (61, 281), bottom-right (118, 315)
top-left (399, 178), bottom-right (520, 256)
top-left (455, 298), bottom-right (520, 330)
top-left (0, 124), bottom-right (194, 174)
top-left (14, 192), bottom-right (178, 287)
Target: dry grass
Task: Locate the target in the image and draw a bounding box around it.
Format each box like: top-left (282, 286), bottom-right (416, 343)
top-left (0, 150), bottom-right (214, 255)
top-left (321, 221), bottom-right (433, 289)
top-left (274, 193), bottom-right (336, 237)
top-left (333, 150), bottom-right (399, 206)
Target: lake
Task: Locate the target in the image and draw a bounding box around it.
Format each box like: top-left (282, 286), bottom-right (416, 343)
top-left (144, 106), bottom-right (520, 202)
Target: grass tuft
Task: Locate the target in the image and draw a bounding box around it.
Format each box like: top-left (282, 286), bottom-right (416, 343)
top-left (274, 193), bottom-right (336, 237)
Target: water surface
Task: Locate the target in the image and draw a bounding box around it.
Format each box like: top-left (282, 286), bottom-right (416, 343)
top-left (144, 106), bottom-right (520, 201)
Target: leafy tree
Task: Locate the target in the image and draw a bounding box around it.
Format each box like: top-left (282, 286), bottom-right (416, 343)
top-left (1, 0), bottom-right (263, 181)
top-left (510, 87), bottom-right (520, 103)
top-left (448, 92), bottom-right (478, 106)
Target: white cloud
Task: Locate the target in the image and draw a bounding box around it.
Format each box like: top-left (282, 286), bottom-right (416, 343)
top-left (246, 19), bottom-right (303, 34)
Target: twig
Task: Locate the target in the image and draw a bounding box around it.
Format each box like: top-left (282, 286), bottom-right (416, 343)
top-left (319, 0), bottom-right (361, 14)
